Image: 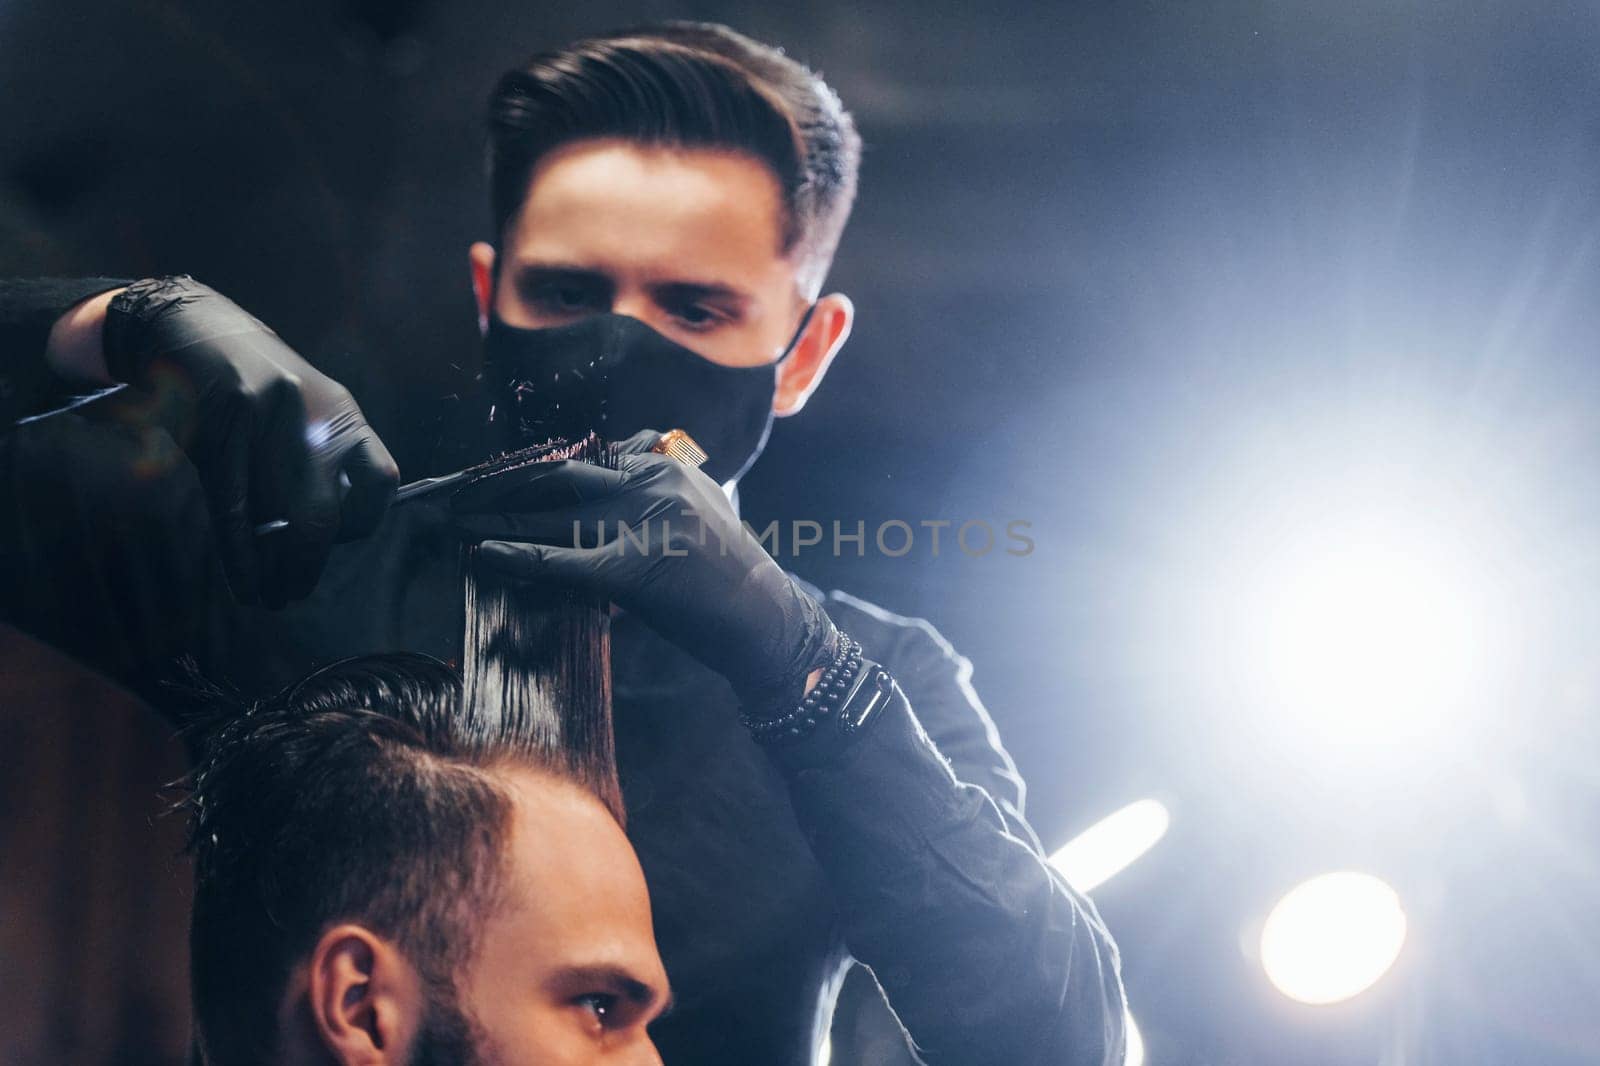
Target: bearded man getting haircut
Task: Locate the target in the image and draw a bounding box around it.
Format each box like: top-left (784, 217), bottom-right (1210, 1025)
top-left (181, 654), bottom-right (670, 1066)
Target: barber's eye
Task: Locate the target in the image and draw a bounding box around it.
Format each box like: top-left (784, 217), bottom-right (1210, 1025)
top-left (667, 302), bottom-right (727, 332)
top-left (527, 281), bottom-right (606, 315)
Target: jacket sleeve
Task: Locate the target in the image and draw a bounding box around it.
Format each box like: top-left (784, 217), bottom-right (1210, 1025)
top-left (825, 589), bottom-right (1041, 853)
top-left (0, 278), bottom-right (225, 691)
top-left (0, 278), bottom-right (129, 429)
top-left (0, 408), bottom-right (226, 691)
top-left (772, 677), bottom-right (1128, 1066)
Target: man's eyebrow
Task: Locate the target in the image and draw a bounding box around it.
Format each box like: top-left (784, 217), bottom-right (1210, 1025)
top-left (649, 280), bottom-right (752, 308)
top-left (558, 965), bottom-right (675, 1014)
top-left (508, 263), bottom-right (612, 284)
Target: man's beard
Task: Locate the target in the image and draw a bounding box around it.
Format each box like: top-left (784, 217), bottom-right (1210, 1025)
top-left (409, 984), bottom-right (491, 1066)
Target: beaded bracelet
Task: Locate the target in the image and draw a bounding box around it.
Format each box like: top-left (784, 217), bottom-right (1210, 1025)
top-left (741, 636), bottom-right (864, 744)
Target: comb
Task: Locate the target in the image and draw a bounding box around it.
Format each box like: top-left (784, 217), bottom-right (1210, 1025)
top-left (651, 428), bottom-right (708, 468)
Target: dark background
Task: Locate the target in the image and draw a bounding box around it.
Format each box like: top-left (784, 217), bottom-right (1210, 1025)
top-left (4, 1), bottom-right (1600, 1063)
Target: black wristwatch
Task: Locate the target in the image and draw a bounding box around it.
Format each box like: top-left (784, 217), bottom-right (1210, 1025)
top-left (742, 631), bottom-right (895, 754)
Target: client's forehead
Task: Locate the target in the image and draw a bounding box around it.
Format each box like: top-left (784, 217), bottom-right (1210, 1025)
top-left (496, 764), bottom-right (643, 907)
top-left (467, 764), bottom-right (667, 997)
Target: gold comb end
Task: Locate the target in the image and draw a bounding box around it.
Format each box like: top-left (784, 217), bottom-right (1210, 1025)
top-left (652, 428), bottom-right (708, 468)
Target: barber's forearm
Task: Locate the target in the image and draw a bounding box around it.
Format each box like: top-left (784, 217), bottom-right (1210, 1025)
top-left (0, 278), bottom-right (130, 427)
top-left (45, 287), bottom-right (121, 385)
top-left (777, 689), bottom-right (1127, 1066)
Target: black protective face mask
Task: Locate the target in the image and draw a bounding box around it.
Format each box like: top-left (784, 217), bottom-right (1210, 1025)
top-left (482, 311), bottom-right (811, 485)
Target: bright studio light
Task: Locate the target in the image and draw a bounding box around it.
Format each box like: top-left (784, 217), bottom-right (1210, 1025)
top-left (1202, 465), bottom-right (1514, 758)
top-left (1252, 528), bottom-right (1481, 743)
top-left (1260, 871), bottom-right (1407, 1005)
top-left (1049, 799), bottom-right (1170, 893)
top-left (1161, 402), bottom-right (1530, 767)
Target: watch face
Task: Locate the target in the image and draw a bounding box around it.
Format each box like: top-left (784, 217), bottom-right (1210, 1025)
top-left (843, 666), bottom-right (894, 734)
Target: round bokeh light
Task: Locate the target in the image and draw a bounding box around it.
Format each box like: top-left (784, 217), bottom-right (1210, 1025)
top-left (1260, 871), bottom-right (1407, 1005)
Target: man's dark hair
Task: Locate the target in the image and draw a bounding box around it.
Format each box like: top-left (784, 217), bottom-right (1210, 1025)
top-left (184, 654), bottom-right (512, 1065)
top-left (487, 21), bottom-right (862, 294)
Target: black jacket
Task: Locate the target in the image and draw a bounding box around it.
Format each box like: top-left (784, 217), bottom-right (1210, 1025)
top-left (0, 278), bottom-right (1126, 1066)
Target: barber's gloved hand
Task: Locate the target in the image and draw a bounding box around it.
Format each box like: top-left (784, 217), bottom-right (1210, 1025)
top-left (103, 275), bottom-right (399, 607)
top-left (452, 429), bottom-right (838, 715)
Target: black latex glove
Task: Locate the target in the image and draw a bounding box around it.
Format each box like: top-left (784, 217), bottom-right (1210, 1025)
top-left (452, 429), bottom-right (839, 715)
top-left (103, 275), bottom-right (398, 606)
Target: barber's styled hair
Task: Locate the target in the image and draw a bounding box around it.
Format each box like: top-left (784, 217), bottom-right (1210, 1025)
top-left (185, 440), bottom-right (622, 1065)
top-left (487, 21), bottom-right (862, 294)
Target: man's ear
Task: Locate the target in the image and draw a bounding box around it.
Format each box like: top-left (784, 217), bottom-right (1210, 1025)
top-left (774, 292), bottom-right (854, 417)
top-left (305, 924), bottom-right (423, 1065)
top-left (469, 242), bottom-right (497, 337)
